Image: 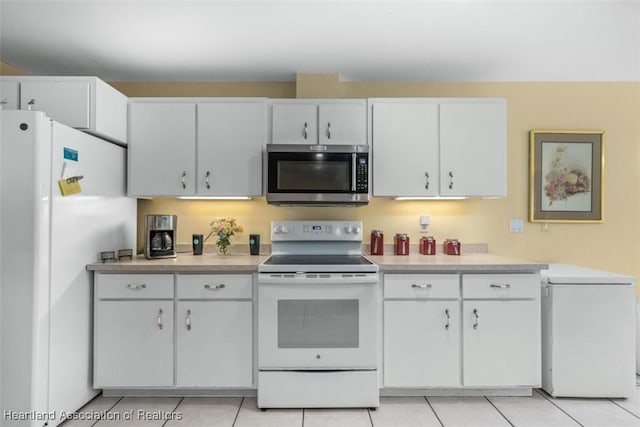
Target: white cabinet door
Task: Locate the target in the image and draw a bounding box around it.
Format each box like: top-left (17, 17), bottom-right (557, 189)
top-left (176, 301), bottom-right (252, 387)
top-left (440, 101), bottom-right (506, 197)
top-left (384, 301), bottom-right (460, 387)
top-left (372, 102), bottom-right (439, 196)
top-left (197, 102), bottom-right (265, 196)
top-left (20, 81), bottom-right (91, 129)
top-left (128, 103), bottom-right (196, 196)
top-left (462, 300), bottom-right (540, 387)
top-left (94, 300), bottom-right (174, 387)
top-left (318, 102), bottom-right (367, 145)
top-left (271, 103), bottom-right (318, 144)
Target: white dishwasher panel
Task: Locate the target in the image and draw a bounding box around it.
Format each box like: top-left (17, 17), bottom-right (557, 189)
top-left (541, 264), bottom-right (636, 398)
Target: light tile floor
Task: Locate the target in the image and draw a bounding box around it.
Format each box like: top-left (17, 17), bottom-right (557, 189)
top-left (62, 382), bottom-right (640, 427)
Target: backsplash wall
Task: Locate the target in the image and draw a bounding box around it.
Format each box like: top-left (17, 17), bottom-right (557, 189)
top-left (122, 80), bottom-right (639, 281)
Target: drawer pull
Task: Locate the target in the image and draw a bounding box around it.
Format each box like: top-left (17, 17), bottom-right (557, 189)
top-left (185, 309), bottom-right (192, 331)
top-left (411, 284), bottom-right (432, 289)
top-left (204, 284), bottom-right (226, 290)
top-left (157, 308), bottom-right (164, 330)
top-left (126, 283), bottom-right (147, 290)
top-left (445, 309), bottom-right (450, 330)
top-left (490, 284), bottom-right (511, 289)
top-left (473, 309), bottom-right (479, 329)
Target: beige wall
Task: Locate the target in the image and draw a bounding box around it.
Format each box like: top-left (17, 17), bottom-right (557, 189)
top-left (124, 79), bottom-right (640, 281)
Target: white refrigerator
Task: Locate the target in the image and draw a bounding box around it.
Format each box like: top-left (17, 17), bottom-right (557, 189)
top-left (0, 111), bottom-right (136, 426)
top-left (541, 263), bottom-right (636, 398)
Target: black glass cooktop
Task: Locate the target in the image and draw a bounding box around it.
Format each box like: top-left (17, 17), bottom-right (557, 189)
top-left (263, 255), bottom-right (374, 266)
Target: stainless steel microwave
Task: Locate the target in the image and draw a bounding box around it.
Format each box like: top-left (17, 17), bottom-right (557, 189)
top-left (266, 144), bottom-right (369, 205)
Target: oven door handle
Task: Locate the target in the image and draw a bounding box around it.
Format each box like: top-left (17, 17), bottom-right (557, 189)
top-left (258, 273), bottom-right (378, 285)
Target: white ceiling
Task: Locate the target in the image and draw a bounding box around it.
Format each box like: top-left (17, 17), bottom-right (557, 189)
top-left (1, 0), bottom-right (639, 82)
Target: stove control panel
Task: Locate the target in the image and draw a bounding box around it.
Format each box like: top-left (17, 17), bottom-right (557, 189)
top-left (271, 221), bottom-right (363, 241)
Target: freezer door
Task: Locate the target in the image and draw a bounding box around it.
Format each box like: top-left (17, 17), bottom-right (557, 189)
top-left (542, 283), bottom-right (636, 398)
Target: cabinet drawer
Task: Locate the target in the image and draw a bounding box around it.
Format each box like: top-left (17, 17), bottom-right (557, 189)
top-left (384, 274), bottom-right (459, 299)
top-left (177, 274), bottom-right (252, 299)
top-left (462, 273), bottom-right (539, 299)
top-left (96, 274), bottom-right (174, 299)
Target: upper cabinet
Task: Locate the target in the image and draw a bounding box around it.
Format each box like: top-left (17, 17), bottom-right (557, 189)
top-left (370, 98), bottom-right (507, 198)
top-left (197, 102), bottom-right (265, 196)
top-left (128, 98), bottom-right (266, 198)
top-left (269, 99), bottom-right (367, 145)
top-left (0, 76), bottom-right (128, 145)
top-left (129, 102), bottom-right (197, 197)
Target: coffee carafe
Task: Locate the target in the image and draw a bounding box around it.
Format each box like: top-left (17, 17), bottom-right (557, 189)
top-left (145, 215), bottom-right (177, 259)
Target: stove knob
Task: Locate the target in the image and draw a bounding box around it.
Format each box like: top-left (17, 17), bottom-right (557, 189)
top-left (352, 226), bottom-right (361, 234)
top-left (273, 225), bottom-right (286, 234)
top-left (343, 226), bottom-right (352, 234)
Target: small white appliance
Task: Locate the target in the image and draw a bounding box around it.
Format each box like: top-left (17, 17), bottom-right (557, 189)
top-left (540, 263), bottom-right (636, 398)
top-left (0, 111), bottom-right (136, 426)
top-left (257, 221), bottom-right (379, 409)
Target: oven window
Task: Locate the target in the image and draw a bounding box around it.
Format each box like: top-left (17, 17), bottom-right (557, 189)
top-left (277, 161), bottom-right (350, 191)
top-left (277, 300), bottom-right (359, 348)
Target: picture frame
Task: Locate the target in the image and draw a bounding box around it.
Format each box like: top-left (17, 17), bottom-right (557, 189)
top-left (529, 130), bottom-right (604, 223)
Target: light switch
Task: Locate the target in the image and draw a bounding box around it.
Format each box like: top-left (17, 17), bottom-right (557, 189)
top-left (510, 219), bottom-right (524, 233)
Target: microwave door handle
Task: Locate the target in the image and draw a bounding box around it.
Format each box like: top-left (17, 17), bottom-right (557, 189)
top-left (351, 153), bottom-right (357, 191)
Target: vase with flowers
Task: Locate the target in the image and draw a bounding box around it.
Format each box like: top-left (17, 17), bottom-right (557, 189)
top-left (208, 217), bottom-right (243, 255)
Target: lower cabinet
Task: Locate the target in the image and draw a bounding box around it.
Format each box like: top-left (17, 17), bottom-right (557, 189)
top-left (94, 273), bottom-right (253, 389)
top-left (384, 300), bottom-right (460, 387)
top-left (95, 300), bottom-right (174, 387)
top-left (383, 272), bottom-right (541, 390)
top-left (175, 274), bottom-right (253, 387)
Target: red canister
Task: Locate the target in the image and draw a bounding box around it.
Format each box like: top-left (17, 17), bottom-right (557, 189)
top-left (370, 230), bottom-right (384, 255)
top-left (394, 233), bottom-right (410, 255)
top-left (444, 238), bottom-right (461, 255)
top-left (420, 236), bottom-right (436, 255)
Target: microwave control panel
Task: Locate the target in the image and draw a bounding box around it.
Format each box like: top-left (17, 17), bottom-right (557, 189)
top-left (356, 156), bottom-right (368, 193)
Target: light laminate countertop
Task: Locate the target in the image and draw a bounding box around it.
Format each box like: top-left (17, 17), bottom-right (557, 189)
top-left (88, 253), bottom-right (547, 273)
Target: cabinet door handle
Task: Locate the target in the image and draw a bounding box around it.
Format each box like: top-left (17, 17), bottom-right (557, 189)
top-left (473, 308), bottom-right (479, 329)
top-left (425, 171), bottom-right (430, 190)
top-left (204, 283), bottom-right (226, 290)
top-left (448, 171), bottom-right (454, 190)
top-left (157, 308), bottom-right (164, 330)
top-left (411, 283), bottom-right (432, 289)
top-left (0, 99), bottom-right (7, 109)
top-left (181, 171), bottom-right (187, 189)
top-left (303, 122), bottom-right (308, 140)
top-left (126, 283), bottom-right (146, 290)
top-left (205, 170), bottom-right (211, 189)
top-left (445, 309), bottom-right (450, 330)
top-left (185, 309), bottom-right (192, 331)
top-left (490, 283), bottom-right (511, 289)
top-left (327, 122), bottom-right (332, 139)
top-left (27, 99), bottom-right (35, 110)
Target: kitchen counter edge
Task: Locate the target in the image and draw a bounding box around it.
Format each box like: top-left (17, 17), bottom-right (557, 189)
top-left (87, 253), bottom-right (548, 273)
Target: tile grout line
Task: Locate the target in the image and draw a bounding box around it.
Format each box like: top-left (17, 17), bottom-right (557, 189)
top-left (231, 396), bottom-right (244, 427)
top-left (424, 396), bottom-right (445, 427)
top-left (366, 407), bottom-right (374, 427)
top-left (91, 395), bottom-right (123, 427)
top-left (483, 396), bottom-right (515, 427)
top-left (161, 397), bottom-right (184, 427)
top-left (533, 389), bottom-right (584, 427)
top-left (609, 395), bottom-right (640, 421)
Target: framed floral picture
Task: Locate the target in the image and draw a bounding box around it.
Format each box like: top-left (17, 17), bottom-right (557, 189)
top-left (529, 130), bottom-right (604, 223)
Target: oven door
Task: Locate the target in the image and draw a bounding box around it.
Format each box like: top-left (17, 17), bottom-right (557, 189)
top-left (266, 144), bottom-right (369, 205)
top-left (258, 273), bottom-right (378, 370)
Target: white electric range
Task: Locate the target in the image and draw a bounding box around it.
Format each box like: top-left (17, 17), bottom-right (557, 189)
top-left (257, 220), bottom-right (379, 409)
